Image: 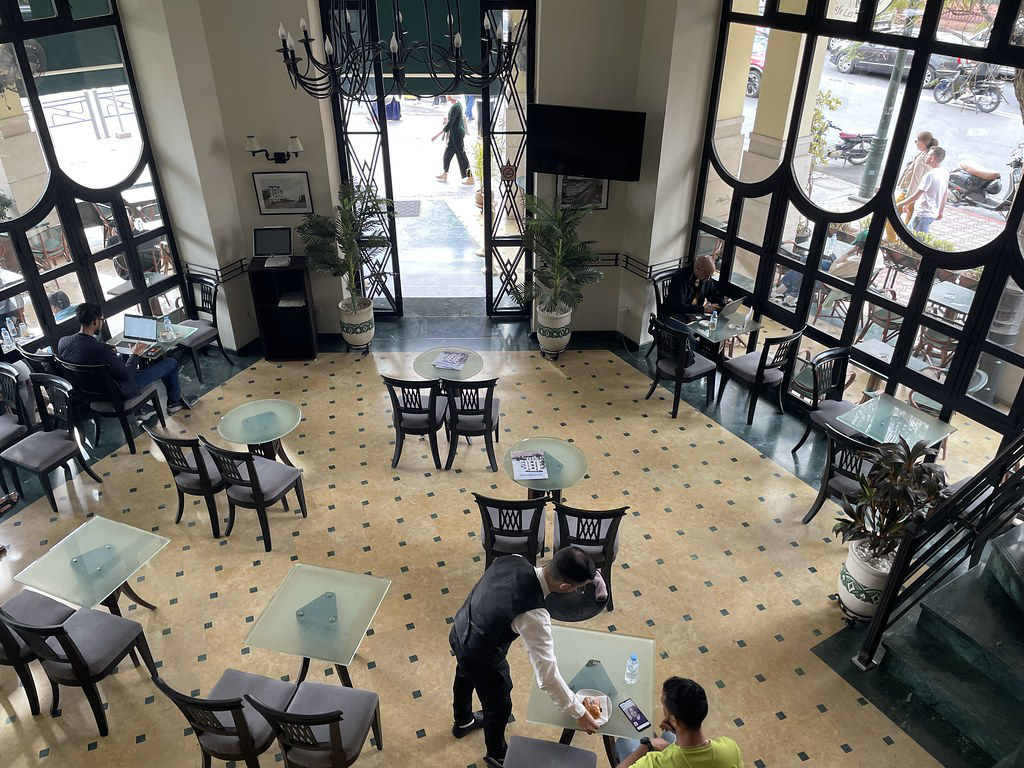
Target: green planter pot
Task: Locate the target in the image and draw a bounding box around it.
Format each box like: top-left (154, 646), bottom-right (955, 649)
top-left (537, 307), bottom-right (572, 355)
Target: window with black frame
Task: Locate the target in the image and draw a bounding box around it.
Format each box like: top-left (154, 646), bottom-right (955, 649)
top-left (0, 0), bottom-right (184, 350)
top-left (690, 0), bottom-right (1024, 479)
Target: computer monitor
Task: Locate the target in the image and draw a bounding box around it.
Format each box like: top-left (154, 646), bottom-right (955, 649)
top-left (123, 314), bottom-right (158, 342)
top-left (253, 227), bottom-right (292, 258)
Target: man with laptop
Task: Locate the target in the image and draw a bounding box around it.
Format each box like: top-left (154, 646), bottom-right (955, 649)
top-left (663, 254), bottom-right (725, 325)
top-left (57, 303), bottom-right (188, 415)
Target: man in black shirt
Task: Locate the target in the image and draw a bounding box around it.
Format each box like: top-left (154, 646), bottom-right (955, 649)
top-left (56, 303), bottom-right (186, 414)
top-left (663, 254), bottom-right (724, 324)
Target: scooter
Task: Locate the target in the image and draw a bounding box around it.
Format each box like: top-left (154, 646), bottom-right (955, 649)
top-left (933, 69), bottom-right (1003, 113)
top-left (825, 122), bottom-right (875, 166)
top-left (947, 143), bottom-right (1023, 218)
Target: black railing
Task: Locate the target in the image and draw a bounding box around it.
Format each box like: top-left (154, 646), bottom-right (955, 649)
top-left (854, 432), bottom-right (1024, 670)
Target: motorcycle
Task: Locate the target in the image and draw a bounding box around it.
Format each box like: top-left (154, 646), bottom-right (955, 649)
top-left (946, 143), bottom-right (1023, 218)
top-left (933, 70), bottom-right (1003, 113)
top-left (825, 121), bottom-right (875, 166)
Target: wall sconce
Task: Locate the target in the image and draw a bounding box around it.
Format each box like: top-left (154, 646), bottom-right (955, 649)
top-left (244, 134), bottom-right (303, 163)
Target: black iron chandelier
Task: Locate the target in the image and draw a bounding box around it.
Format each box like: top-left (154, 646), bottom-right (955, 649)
top-left (277, 0), bottom-right (516, 100)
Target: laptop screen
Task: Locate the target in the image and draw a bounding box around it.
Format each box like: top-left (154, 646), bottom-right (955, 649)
top-left (123, 314), bottom-right (157, 342)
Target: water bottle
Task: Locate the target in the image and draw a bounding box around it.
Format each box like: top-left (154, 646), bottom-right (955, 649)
top-left (709, 310), bottom-right (718, 330)
top-left (162, 316), bottom-right (174, 339)
top-left (1, 328), bottom-right (12, 350)
top-left (826, 233), bottom-right (838, 258)
top-left (19, 322), bottom-right (28, 339)
top-left (5, 317), bottom-right (16, 339)
top-left (624, 653), bottom-right (639, 685)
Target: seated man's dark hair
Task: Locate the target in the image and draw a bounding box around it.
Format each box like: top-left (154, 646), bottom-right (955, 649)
top-left (75, 302), bottom-right (103, 327)
top-left (550, 545), bottom-right (596, 585)
top-left (663, 677), bottom-right (708, 731)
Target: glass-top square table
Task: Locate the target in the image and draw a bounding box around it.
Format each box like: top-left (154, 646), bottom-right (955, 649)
top-left (685, 316), bottom-right (764, 345)
top-left (108, 321), bottom-right (198, 355)
top-left (14, 516), bottom-right (168, 614)
top-left (836, 392), bottom-right (955, 446)
top-left (246, 563), bottom-right (390, 687)
top-left (527, 625), bottom-right (655, 764)
top-left (928, 280), bottom-right (975, 318)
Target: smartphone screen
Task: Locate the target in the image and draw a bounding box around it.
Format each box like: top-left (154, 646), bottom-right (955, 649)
top-left (618, 698), bottom-right (652, 732)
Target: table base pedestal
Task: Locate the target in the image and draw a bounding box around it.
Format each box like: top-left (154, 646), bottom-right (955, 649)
top-left (559, 728), bottom-right (618, 767)
top-left (296, 657), bottom-right (353, 687)
top-left (100, 580), bottom-right (157, 667)
top-left (527, 487), bottom-right (563, 504)
top-left (249, 439), bottom-right (294, 467)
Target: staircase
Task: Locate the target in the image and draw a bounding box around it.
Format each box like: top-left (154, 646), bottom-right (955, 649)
top-left (881, 525), bottom-right (1024, 763)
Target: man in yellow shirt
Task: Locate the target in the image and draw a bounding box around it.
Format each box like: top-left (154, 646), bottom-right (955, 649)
top-left (614, 677), bottom-right (743, 768)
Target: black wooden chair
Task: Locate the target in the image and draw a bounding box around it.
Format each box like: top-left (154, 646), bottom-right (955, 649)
top-left (179, 274), bottom-right (234, 383)
top-left (199, 437), bottom-right (307, 553)
top-left (553, 503), bottom-right (628, 611)
top-left (473, 492), bottom-right (547, 567)
top-left (0, 361), bottom-right (31, 496)
top-left (381, 376), bottom-right (448, 469)
top-left (442, 378), bottom-right (500, 471)
top-left (154, 670), bottom-right (297, 767)
top-left (0, 374), bottom-right (102, 512)
top-left (17, 343), bottom-right (58, 375)
top-left (246, 679), bottom-right (383, 768)
top-left (504, 735), bottom-right (597, 768)
top-left (716, 327), bottom-right (804, 425)
top-left (57, 358), bottom-right (165, 455)
top-left (145, 426), bottom-right (225, 538)
top-left (645, 314), bottom-right (717, 416)
top-left (803, 424), bottom-right (877, 524)
top-left (791, 347), bottom-right (859, 454)
top-left (0, 605), bottom-right (158, 736)
top-left (0, 590), bottom-right (75, 716)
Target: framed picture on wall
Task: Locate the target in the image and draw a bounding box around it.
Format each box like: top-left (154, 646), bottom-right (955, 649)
top-left (253, 171), bottom-right (313, 215)
top-left (556, 175), bottom-right (609, 210)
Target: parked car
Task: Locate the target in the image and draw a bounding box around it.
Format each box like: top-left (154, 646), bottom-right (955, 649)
top-left (828, 30), bottom-right (976, 88)
top-left (748, 50), bottom-right (765, 98)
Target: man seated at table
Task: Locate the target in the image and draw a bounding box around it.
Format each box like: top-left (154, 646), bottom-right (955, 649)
top-left (615, 676), bottom-right (743, 768)
top-left (56, 302), bottom-right (188, 416)
top-left (663, 254), bottom-right (725, 325)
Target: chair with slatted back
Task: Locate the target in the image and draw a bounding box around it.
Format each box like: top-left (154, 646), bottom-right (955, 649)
top-left (381, 376), bottom-right (448, 469)
top-left (645, 314), bottom-right (717, 416)
top-left (179, 274), bottom-right (234, 383)
top-left (144, 426), bottom-right (225, 538)
top-left (17, 343), bottom-right (58, 376)
top-left (246, 680), bottom-right (383, 768)
top-left (553, 503), bottom-right (628, 611)
top-left (154, 671), bottom-right (297, 766)
top-left (790, 347), bottom-right (859, 454)
top-left (473, 492), bottom-right (547, 567)
top-left (802, 424), bottom-right (878, 524)
top-left (442, 378), bottom-right (500, 471)
top-left (0, 362), bottom-right (31, 496)
top-left (716, 327), bottom-right (804, 425)
top-left (0, 590), bottom-right (75, 716)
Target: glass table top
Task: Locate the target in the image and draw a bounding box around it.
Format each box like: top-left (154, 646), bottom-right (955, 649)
top-left (245, 563), bottom-right (390, 667)
top-left (836, 393), bottom-right (955, 446)
top-left (109, 322), bottom-right (198, 353)
top-left (929, 281), bottom-right (975, 316)
top-left (503, 436), bottom-right (588, 492)
top-left (412, 347), bottom-right (485, 381)
top-left (526, 625), bottom-right (656, 741)
top-left (14, 516), bottom-right (169, 608)
top-left (106, 271), bottom-right (165, 298)
top-left (219, 399), bottom-right (302, 445)
top-left (853, 338), bottom-right (926, 372)
top-left (686, 317), bottom-right (764, 344)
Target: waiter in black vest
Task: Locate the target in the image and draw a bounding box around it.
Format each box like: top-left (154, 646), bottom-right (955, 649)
top-left (450, 546), bottom-right (600, 767)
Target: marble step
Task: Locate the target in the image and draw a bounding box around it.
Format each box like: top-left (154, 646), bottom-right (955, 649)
top-left (987, 524), bottom-right (1024, 615)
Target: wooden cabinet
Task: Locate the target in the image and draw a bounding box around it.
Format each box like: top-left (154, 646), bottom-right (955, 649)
top-left (247, 257), bottom-right (317, 362)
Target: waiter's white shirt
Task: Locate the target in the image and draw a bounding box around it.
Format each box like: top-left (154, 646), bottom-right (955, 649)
top-left (508, 561), bottom-right (586, 718)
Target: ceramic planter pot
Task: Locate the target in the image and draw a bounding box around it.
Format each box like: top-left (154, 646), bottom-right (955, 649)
top-left (536, 307), bottom-right (572, 355)
top-left (837, 542), bottom-right (892, 620)
top-left (475, 187), bottom-right (485, 210)
top-left (340, 297), bottom-right (374, 348)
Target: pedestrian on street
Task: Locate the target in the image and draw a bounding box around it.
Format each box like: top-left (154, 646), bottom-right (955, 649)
top-left (432, 95), bottom-right (474, 184)
top-left (899, 146), bottom-right (948, 234)
top-left (888, 131), bottom-right (938, 241)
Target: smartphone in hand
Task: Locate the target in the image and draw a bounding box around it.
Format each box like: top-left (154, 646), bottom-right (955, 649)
top-left (618, 698), bottom-right (653, 732)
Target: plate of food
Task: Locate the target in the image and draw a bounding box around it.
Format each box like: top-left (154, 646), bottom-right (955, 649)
top-left (577, 688), bottom-right (611, 728)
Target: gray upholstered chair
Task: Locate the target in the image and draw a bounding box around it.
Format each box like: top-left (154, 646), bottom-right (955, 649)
top-left (790, 346), bottom-right (858, 454)
top-left (803, 424), bottom-right (877, 525)
top-left (442, 378), bottom-right (500, 471)
top-left (199, 437), bottom-right (307, 553)
top-left (381, 376), bottom-right (448, 469)
top-left (155, 670), bottom-right (296, 766)
top-left (0, 362), bottom-right (31, 497)
top-left (504, 735), bottom-right (597, 768)
top-left (179, 274), bottom-right (234, 383)
top-left (0, 590), bottom-right (75, 715)
top-left (246, 679), bottom-right (383, 767)
top-left (716, 328), bottom-right (804, 425)
top-left (0, 606), bottom-right (158, 736)
top-left (553, 503), bottom-right (628, 611)
top-left (645, 314), bottom-right (718, 416)
top-left (145, 426), bottom-right (226, 538)
top-left (473, 492), bottom-right (547, 567)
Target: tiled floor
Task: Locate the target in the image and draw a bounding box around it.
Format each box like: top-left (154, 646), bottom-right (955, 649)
top-left (0, 350), bottom-right (942, 767)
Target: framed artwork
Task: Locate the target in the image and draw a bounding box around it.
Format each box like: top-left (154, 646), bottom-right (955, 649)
top-left (556, 175), bottom-right (609, 210)
top-left (253, 171), bottom-right (313, 215)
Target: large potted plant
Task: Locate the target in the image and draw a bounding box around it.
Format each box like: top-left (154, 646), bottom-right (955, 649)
top-left (298, 181), bottom-right (389, 349)
top-left (511, 195), bottom-right (602, 357)
top-left (832, 438), bottom-right (946, 619)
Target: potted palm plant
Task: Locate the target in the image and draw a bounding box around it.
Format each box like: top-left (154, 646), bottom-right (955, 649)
top-left (510, 195), bottom-right (602, 357)
top-left (832, 438), bottom-right (946, 619)
top-left (298, 181), bottom-right (389, 349)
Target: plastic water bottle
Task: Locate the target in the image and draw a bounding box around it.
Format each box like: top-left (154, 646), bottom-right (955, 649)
top-left (709, 310), bottom-right (718, 330)
top-left (5, 317), bottom-right (16, 339)
top-left (18, 322), bottom-right (28, 339)
top-left (624, 653), bottom-right (639, 685)
top-left (162, 316), bottom-right (174, 339)
top-left (1, 327), bottom-right (12, 350)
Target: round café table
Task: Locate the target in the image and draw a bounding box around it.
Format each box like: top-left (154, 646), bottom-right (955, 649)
top-left (218, 399), bottom-right (302, 466)
top-left (412, 346), bottom-right (484, 381)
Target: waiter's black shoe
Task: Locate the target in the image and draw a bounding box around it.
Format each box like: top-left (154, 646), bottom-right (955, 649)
top-left (452, 711), bottom-right (484, 739)
top-left (483, 756), bottom-right (504, 768)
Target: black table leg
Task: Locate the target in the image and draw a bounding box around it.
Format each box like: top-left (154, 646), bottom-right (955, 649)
top-left (335, 664), bottom-right (353, 687)
top-left (558, 727), bottom-right (575, 745)
top-left (248, 439), bottom-right (294, 467)
top-left (297, 657), bottom-right (310, 684)
top-left (100, 591), bottom-right (140, 667)
top-left (528, 488), bottom-right (562, 504)
top-left (119, 580), bottom-right (157, 611)
top-left (603, 734), bottom-right (619, 766)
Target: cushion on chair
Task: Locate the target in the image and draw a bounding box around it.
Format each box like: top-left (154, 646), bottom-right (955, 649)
top-left (553, 527), bottom-right (619, 562)
top-left (181, 318), bottom-right (215, 329)
top-left (225, 456), bottom-right (301, 505)
top-left (40, 609), bottom-right (142, 682)
top-left (722, 352), bottom-right (784, 385)
top-left (1, 430), bottom-right (77, 471)
top-left (174, 446), bottom-right (225, 492)
top-left (0, 590), bottom-right (76, 662)
top-left (809, 400), bottom-right (859, 436)
top-left (481, 508), bottom-right (547, 556)
top-left (399, 396), bottom-right (448, 429)
top-left (504, 735), bottom-right (598, 768)
top-left (280, 681), bottom-right (379, 767)
top-left (178, 325), bottom-right (219, 349)
top-left (197, 668), bottom-right (297, 757)
top-left (89, 382), bottom-right (160, 414)
top-left (0, 413), bottom-right (28, 450)
top-left (657, 352), bottom-right (716, 380)
top-left (453, 399), bottom-right (500, 430)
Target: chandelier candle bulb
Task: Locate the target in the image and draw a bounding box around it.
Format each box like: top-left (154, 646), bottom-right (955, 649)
top-left (324, 38), bottom-right (334, 56)
top-left (299, 17), bottom-right (308, 32)
top-left (454, 32), bottom-right (462, 48)
top-left (390, 33), bottom-right (399, 53)
top-left (278, 22), bottom-right (286, 40)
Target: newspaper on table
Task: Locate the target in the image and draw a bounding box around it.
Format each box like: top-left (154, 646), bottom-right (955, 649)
top-left (433, 349), bottom-right (470, 371)
top-left (510, 449), bottom-right (548, 480)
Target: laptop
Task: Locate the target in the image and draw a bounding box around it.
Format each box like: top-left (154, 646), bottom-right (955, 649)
top-left (718, 297), bottom-right (747, 321)
top-left (116, 314), bottom-right (158, 355)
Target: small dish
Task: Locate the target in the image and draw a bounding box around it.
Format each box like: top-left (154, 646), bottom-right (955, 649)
top-left (577, 689), bottom-right (611, 728)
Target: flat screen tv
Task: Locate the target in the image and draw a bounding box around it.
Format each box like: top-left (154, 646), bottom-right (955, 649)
top-left (527, 103), bottom-right (646, 182)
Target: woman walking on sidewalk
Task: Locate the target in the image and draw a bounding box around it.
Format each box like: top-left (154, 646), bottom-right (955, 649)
top-left (433, 95), bottom-right (474, 184)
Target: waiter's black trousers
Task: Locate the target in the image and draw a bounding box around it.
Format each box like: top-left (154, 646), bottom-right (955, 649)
top-left (453, 655), bottom-right (514, 759)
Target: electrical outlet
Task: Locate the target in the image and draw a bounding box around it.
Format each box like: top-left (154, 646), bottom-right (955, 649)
top-left (622, 304), bottom-right (631, 314)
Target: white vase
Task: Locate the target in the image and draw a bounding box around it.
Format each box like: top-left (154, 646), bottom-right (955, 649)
top-left (339, 297), bottom-right (374, 348)
top-left (837, 542), bottom-right (893, 620)
top-left (536, 307), bottom-right (572, 355)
